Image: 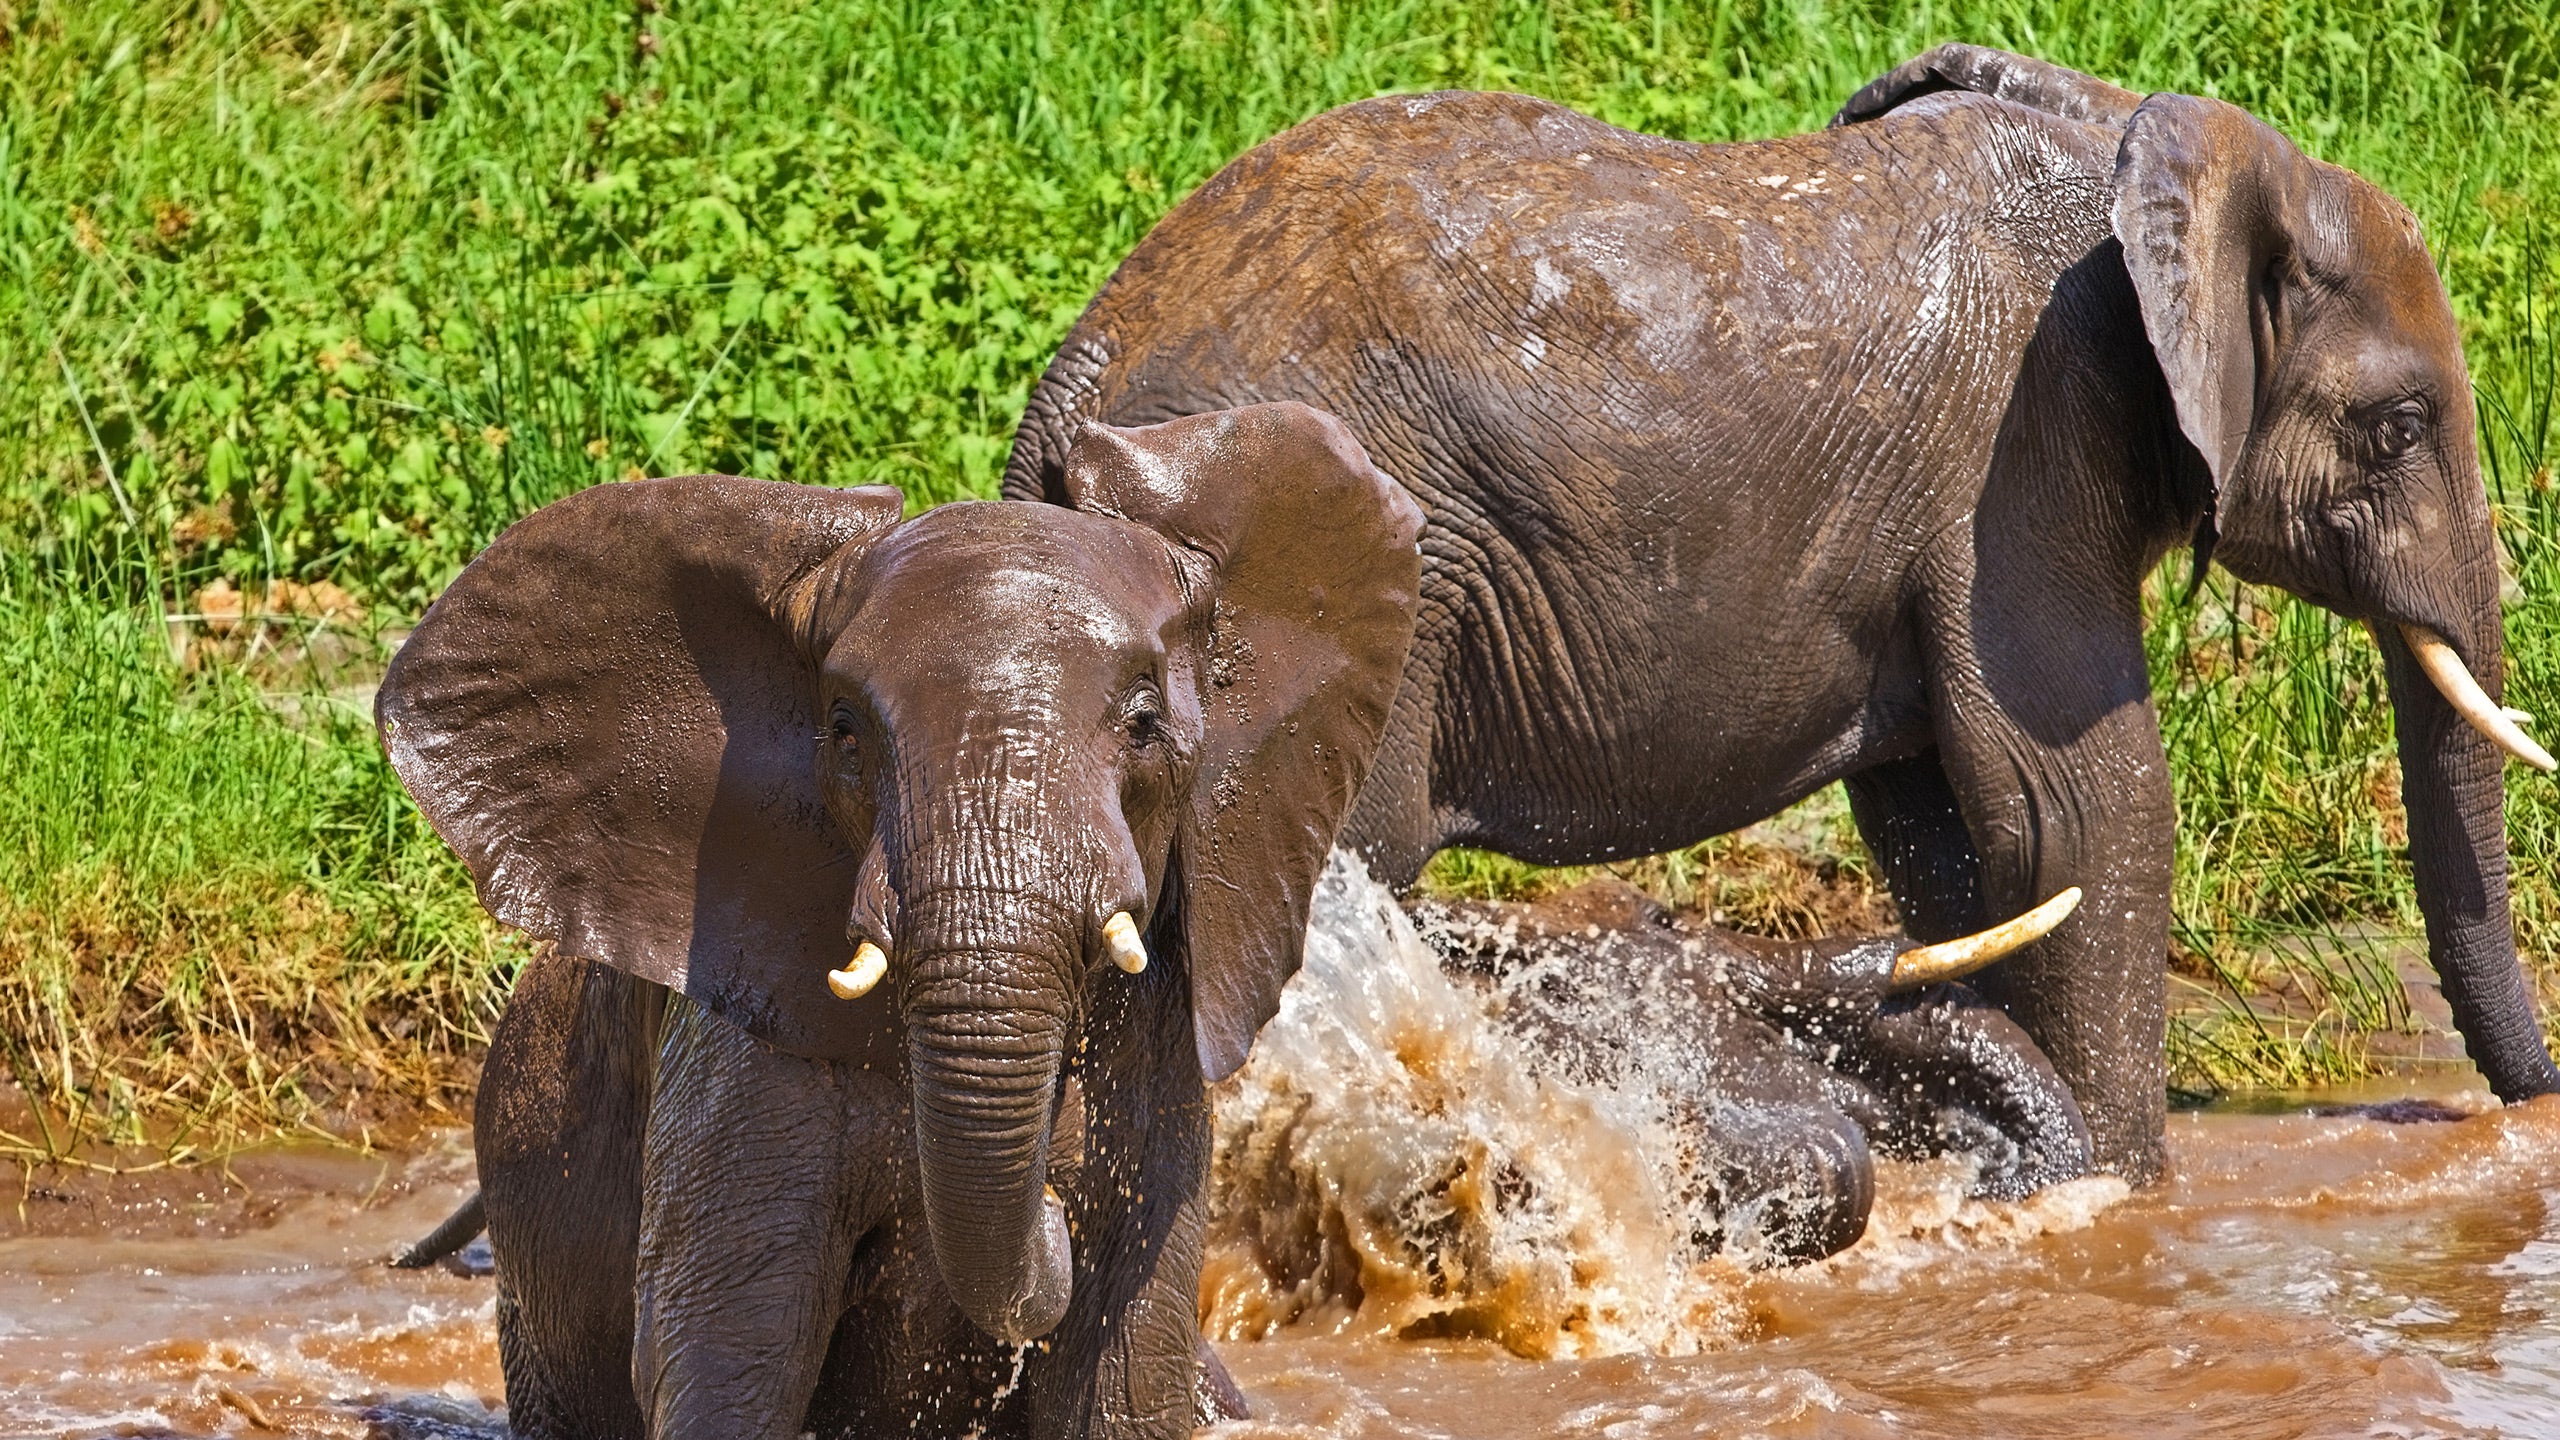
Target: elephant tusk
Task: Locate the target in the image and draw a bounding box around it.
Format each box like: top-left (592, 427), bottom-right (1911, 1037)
top-left (828, 941), bottom-right (889, 1000)
top-left (1889, 887), bottom-right (2084, 990)
top-left (1103, 912), bottom-right (1148, 974)
top-left (2401, 626), bottom-right (2557, 773)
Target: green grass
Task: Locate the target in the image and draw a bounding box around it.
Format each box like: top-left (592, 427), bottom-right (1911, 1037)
top-left (6, 0), bottom-right (2560, 1146)
top-left (0, 550), bottom-right (517, 1160)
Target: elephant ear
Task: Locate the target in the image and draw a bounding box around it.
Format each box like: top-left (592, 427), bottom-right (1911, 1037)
top-left (378, 477), bottom-right (905, 1061)
top-left (1062, 403), bottom-right (1424, 1080)
top-left (1831, 43), bottom-right (2142, 129)
top-left (2113, 91), bottom-right (2326, 499)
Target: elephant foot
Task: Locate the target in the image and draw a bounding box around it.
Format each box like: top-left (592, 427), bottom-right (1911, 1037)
top-left (1842, 989), bottom-right (2094, 1202)
top-left (354, 1392), bottom-right (511, 1439)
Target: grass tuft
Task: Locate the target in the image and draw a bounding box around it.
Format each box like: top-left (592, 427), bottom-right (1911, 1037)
top-left (0, 551), bottom-right (519, 1160)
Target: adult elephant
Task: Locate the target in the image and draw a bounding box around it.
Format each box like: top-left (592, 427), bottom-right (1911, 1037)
top-left (1412, 878), bottom-right (2093, 1261)
top-left (380, 404), bottom-right (1423, 1438)
top-left (1004, 45), bottom-right (2560, 1181)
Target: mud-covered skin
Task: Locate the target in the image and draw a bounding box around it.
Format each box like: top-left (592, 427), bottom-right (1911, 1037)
top-left (1412, 881), bottom-right (2089, 1262)
top-left (1005, 48), bottom-right (2558, 1181)
top-left (377, 404), bottom-right (1422, 1438)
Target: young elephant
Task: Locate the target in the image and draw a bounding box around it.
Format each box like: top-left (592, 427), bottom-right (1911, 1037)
top-left (1006, 47), bottom-right (2559, 1182)
top-left (377, 403), bottom-right (1423, 1438)
top-left (1415, 879), bottom-right (2090, 1262)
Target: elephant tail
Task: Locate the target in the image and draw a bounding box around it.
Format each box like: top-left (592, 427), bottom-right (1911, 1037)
top-left (1001, 329), bottom-right (1119, 506)
top-left (389, 1188), bottom-right (486, 1270)
top-left (1831, 43), bottom-right (2143, 131)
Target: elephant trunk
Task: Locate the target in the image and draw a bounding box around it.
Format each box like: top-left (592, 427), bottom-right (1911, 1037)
top-left (906, 931), bottom-right (1076, 1344)
top-left (2379, 624), bottom-right (2560, 1103)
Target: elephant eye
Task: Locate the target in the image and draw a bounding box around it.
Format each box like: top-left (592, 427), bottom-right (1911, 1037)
top-left (1121, 686), bottom-right (1167, 748)
top-left (830, 703), bottom-right (860, 749)
top-left (2366, 404), bottom-right (2428, 461)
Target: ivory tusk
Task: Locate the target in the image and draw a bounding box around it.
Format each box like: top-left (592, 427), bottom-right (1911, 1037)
top-left (1889, 887), bottom-right (2084, 990)
top-left (828, 940), bottom-right (889, 1000)
top-left (2401, 626), bottom-right (2557, 773)
top-left (1103, 912), bottom-right (1148, 974)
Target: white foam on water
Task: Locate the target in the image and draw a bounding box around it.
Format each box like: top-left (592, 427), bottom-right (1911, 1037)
top-left (1820, 1155), bottom-right (2128, 1285)
top-left (0, 1274), bottom-right (500, 1436)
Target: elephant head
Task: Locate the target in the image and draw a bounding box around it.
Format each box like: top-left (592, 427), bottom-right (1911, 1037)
top-left (2111, 93), bottom-right (2560, 1102)
top-left (378, 402), bottom-right (1424, 1343)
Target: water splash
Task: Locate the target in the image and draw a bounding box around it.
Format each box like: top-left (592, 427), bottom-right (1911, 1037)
top-left (1826, 1155), bottom-right (2128, 1284)
top-left (1203, 853), bottom-right (2128, 1360)
top-left (1205, 853), bottom-right (1744, 1357)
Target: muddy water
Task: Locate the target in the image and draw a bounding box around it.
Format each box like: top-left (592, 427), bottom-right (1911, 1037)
top-left (1209, 1098), bottom-right (2560, 1439)
top-left (1200, 860), bottom-right (2560, 1439)
top-left (0, 1136), bottom-right (502, 1436)
top-left (7, 865), bottom-right (2560, 1436)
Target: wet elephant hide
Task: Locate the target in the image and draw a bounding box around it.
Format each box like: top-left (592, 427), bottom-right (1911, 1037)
top-left (1005, 48), bottom-right (2560, 1182)
top-left (1412, 879), bottom-right (2091, 1262)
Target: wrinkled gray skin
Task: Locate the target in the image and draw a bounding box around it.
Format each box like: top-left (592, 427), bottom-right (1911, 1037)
top-left (1414, 881), bottom-right (2089, 1262)
top-left (1005, 46), bottom-right (2559, 1181)
top-left (376, 403), bottom-right (1422, 1439)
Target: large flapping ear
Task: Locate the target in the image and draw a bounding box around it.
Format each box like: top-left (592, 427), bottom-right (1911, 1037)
top-left (378, 477), bottom-right (905, 1060)
top-left (1062, 403), bottom-right (1424, 1079)
top-left (2113, 92), bottom-right (2321, 505)
top-left (1831, 43), bottom-right (2142, 130)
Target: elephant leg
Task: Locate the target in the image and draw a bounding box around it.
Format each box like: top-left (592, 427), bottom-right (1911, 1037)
top-left (1681, 1013), bottom-right (1876, 1265)
top-left (1024, 1156), bottom-right (1215, 1437)
top-left (1916, 532), bottom-right (2175, 1183)
top-left (476, 953), bottom-right (661, 1440)
top-left (1930, 710), bottom-right (2172, 1182)
top-left (634, 995), bottom-right (897, 1440)
top-left (1338, 646), bottom-right (1447, 888)
top-left (1844, 752), bottom-right (1990, 943)
top-left (1694, 1089), bottom-right (1876, 1264)
top-left (1843, 757), bottom-right (2092, 1193)
top-left (1195, 1342), bottom-right (1250, 1424)
top-left (805, 1211), bottom-right (1016, 1440)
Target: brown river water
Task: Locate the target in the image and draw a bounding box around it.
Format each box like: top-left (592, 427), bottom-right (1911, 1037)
top-left (7, 863), bottom-right (2560, 1438)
